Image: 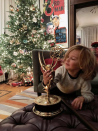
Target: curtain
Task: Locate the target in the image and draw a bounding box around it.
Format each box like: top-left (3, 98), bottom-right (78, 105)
top-left (82, 26), bottom-right (98, 48)
top-left (0, 0), bottom-right (15, 35)
top-left (0, 0), bottom-right (4, 35)
top-left (0, 0), bottom-right (39, 35)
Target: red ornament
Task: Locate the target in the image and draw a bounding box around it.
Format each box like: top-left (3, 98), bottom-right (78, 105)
top-left (41, 18), bottom-right (44, 23)
top-left (44, 32), bottom-right (46, 35)
top-left (32, 34), bottom-right (34, 37)
top-left (50, 43), bottom-right (54, 47)
top-left (16, 8), bottom-right (19, 11)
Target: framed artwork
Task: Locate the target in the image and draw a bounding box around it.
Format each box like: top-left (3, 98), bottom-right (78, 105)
top-left (55, 27), bottom-right (67, 44)
top-left (40, 0), bottom-right (69, 48)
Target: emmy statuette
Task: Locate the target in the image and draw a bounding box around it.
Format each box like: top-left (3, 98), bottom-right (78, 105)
top-left (33, 47), bottom-right (65, 117)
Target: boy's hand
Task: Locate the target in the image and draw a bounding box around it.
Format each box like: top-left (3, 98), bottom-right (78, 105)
top-left (43, 70), bottom-right (53, 85)
top-left (71, 96), bottom-right (85, 110)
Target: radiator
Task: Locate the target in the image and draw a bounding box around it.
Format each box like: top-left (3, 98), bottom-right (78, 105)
top-left (0, 71), bottom-right (5, 82)
top-left (0, 70), bottom-right (18, 82)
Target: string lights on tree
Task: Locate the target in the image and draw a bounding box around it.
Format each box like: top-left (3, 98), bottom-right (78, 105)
top-left (0, 0), bottom-right (55, 80)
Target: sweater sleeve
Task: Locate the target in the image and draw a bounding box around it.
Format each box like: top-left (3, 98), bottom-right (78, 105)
top-left (81, 81), bottom-right (94, 103)
top-left (54, 65), bottom-right (65, 83)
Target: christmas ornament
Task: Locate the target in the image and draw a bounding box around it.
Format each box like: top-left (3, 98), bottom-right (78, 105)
top-left (25, 12), bottom-right (28, 15)
top-left (30, 5), bottom-right (35, 11)
top-left (13, 52), bottom-right (18, 56)
top-left (50, 42), bottom-right (55, 47)
top-left (18, 65), bottom-right (23, 69)
top-left (33, 39), bottom-right (37, 42)
top-left (44, 32), bottom-right (46, 35)
top-left (41, 18), bottom-right (44, 23)
top-left (37, 35), bottom-right (40, 38)
top-left (32, 30), bottom-right (36, 34)
top-left (11, 63), bottom-right (16, 68)
top-left (33, 17), bottom-right (37, 23)
top-left (16, 40), bottom-right (20, 45)
top-left (32, 34), bottom-right (34, 37)
top-left (10, 39), bottom-right (14, 44)
top-left (10, 5), bottom-right (14, 12)
top-left (15, 0), bottom-right (19, 4)
top-left (16, 8), bottom-right (19, 12)
top-left (23, 39), bottom-right (27, 43)
top-left (19, 49), bottom-right (24, 54)
top-left (17, 60), bottom-right (20, 63)
top-left (15, 21), bottom-right (19, 25)
top-left (22, 24), bottom-right (27, 30)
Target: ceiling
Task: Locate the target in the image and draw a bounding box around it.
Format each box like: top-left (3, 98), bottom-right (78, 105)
top-left (76, 5), bottom-right (98, 28)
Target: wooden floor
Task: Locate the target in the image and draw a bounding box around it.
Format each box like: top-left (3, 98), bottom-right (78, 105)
top-left (0, 83), bottom-right (31, 104)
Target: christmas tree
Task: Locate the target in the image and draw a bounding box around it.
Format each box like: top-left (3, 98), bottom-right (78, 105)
top-left (0, 0), bottom-right (54, 79)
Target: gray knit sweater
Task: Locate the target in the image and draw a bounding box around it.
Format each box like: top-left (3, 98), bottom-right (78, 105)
top-left (54, 65), bottom-right (94, 103)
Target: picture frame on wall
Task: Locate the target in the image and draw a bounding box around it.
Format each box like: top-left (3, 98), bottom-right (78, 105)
top-left (40, 0), bottom-right (69, 48)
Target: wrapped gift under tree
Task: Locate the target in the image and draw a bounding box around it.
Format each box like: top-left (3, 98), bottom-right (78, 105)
top-left (23, 76), bottom-right (33, 86)
top-left (0, 66), bottom-right (3, 76)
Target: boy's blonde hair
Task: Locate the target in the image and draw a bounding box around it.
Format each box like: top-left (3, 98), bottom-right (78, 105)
top-left (64, 44), bottom-right (98, 80)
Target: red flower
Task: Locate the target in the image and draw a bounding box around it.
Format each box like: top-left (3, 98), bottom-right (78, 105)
top-left (91, 42), bottom-right (98, 47)
top-left (41, 19), bottom-right (44, 22)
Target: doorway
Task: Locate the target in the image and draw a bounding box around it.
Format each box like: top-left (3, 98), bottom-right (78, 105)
top-left (70, 0), bottom-right (98, 47)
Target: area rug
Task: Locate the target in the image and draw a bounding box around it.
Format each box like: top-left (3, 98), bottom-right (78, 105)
top-left (0, 90), bottom-right (12, 97)
top-left (0, 86), bottom-right (45, 122)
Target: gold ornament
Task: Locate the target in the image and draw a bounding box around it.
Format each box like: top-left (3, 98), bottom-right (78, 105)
top-left (22, 24), bottom-right (27, 30)
top-left (10, 5), bottom-right (14, 12)
top-left (30, 5), bottom-right (35, 11)
top-left (15, 40), bottom-right (20, 45)
top-left (18, 65), bottom-right (23, 69)
top-left (10, 39), bottom-right (14, 44)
